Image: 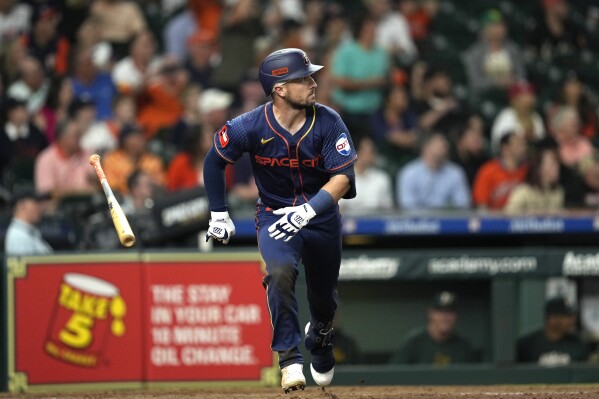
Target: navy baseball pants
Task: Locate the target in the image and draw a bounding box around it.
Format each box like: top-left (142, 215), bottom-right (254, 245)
top-left (255, 204), bottom-right (342, 368)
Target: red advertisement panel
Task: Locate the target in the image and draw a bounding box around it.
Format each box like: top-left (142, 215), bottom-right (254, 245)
top-left (13, 262), bottom-right (144, 384)
top-left (144, 261), bottom-right (274, 382)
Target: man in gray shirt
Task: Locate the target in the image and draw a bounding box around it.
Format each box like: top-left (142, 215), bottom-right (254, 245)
top-left (4, 190), bottom-right (52, 255)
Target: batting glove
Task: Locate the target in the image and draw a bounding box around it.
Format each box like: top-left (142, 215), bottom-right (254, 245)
top-left (268, 204), bottom-right (316, 242)
top-left (206, 211), bottom-right (236, 244)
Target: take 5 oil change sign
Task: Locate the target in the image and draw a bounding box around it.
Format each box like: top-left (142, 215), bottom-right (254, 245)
top-left (8, 258), bottom-right (144, 390)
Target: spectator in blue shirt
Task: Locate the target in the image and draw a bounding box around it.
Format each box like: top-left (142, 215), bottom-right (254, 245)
top-left (70, 48), bottom-right (117, 120)
top-left (398, 133), bottom-right (471, 210)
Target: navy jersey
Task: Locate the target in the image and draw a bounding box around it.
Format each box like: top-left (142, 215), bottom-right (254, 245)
top-left (213, 102), bottom-right (357, 208)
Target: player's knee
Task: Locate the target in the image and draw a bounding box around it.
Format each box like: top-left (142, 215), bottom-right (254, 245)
top-left (264, 264), bottom-right (298, 292)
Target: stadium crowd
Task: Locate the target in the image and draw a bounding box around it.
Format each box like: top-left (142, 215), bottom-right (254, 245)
top-left (2, 0), bottom-right (599, 249)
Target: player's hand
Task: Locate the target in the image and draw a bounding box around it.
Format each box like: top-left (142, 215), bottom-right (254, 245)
top-left (268, 204), bottom-right (316, 242)
top-left (206, 211), bottom-right (236, 244)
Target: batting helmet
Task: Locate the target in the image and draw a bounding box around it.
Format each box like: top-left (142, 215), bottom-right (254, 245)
top-left (258, 48), bottom-right (324, 95)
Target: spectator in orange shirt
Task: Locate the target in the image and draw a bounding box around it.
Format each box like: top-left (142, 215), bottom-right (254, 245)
top-left (137, 59), bottom-right (187, 139)
top-left (167, 126), bottom-right (213, 191)
top-left (102, 124), bottom-right (166, 194)
top-left (473, 132), bottom-right (528, 211)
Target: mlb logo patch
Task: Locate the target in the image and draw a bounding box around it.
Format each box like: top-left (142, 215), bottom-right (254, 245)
top-left (218, 125), bottom-right (229, 147)
top-left (336, 133), bottom-right (351, 156)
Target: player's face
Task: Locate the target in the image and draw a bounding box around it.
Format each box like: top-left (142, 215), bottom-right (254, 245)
top-left (281, 75), bottom-right (317, 109)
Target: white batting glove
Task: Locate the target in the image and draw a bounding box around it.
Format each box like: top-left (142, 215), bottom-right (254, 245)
top-left (206, 211), bottom-right (236, 244)
top-left (268, 204), bottom-right (316, 242)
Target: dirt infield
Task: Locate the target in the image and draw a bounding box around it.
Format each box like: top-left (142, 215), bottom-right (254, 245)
top-left (2, 385), bottom-right (599, 399)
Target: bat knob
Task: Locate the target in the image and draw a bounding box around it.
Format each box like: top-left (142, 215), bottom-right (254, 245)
top-left (89, 154), bottom-right (101, 165)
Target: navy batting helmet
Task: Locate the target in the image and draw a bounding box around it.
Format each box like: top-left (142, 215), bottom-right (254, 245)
top-left (258, 48), bottom-right (323, 95)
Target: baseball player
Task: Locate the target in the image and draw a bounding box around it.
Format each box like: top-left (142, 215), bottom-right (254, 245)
top-left (203, 48), bottom-right (357, 392)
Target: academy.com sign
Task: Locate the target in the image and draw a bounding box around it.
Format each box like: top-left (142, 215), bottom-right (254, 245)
top-left (428, 255), bottom-right (538, 275)
top-left (562, 251), bottom-right (599, 275)
top-left (339, 255), bottom-right (399, 280)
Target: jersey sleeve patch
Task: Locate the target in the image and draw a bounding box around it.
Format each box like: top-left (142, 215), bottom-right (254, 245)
top-left (218, 125), bottom-right (229, 148)
top-left (335, 133), bottom-right (351, 156)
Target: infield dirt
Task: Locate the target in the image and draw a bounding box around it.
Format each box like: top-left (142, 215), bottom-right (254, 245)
top-left (1, 385), bottom-right (599, 399)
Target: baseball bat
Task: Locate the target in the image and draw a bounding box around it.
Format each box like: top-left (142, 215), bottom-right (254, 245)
top-left (89, 154), bottom-right (136, 248)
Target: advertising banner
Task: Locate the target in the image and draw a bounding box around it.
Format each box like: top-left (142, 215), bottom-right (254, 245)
top-left (143, 256), bottom-right (274, 383)
top-left (5, 253), bottom-right (277, 392)
top-left (339, 247), bottom-right (599, 280)
top-left (7, 255), bottom-right (144, 392)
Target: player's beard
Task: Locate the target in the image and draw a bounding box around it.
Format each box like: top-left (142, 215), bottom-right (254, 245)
top-left (285, 92), bottom-right (316, 110)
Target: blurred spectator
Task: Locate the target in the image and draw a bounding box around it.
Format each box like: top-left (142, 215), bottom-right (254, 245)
top-left (0, 97), bottom-right (48, 184)
top-left (167, 125), bottom-right (212, 192)
top-left (83, 168), bottom-right (158, 250)
top-left (102, 124), bottom-right (166, 194)
top-left (399, 0), bottom-right (438, 48)
top-left (517, 297), bottom-right (589, 365)
top-left (389, 291), bottom-right (477, 365)
top-left (546, 72), bottom-right (599, 141)
top-left (414, 67), bottom-right (468, 135)
top-left (551, 106), bottom-right (594, 169)
top-left (4, 189), bottom-right (52, 256)
top-left (330, 15), bottom-right (390, 141)
top-left (112, 30), bottom-right (160, 95)
top-left (364, 0), bottom-right (418, 63)
top-left (450, 115), bottom-right (490, 187)
top-left (71, 19), bottom-right (113, 77)
top-left (70, 48), bottom-right (117, 120)
top-left (397, 133), bottom-right (471, 210)
top-left (74, 94), bottom-right (136, 154)
top-left (185, 30), bottom-right (216, 89)
top-left (199, 88), bottom-right (234, 131)
top-left (313, 2), bottom-right (351, 63)
top-left (339, 137), bottom-right (394, 213)
top-left (0, 0), bottom-right (31, 45)
top-left (37, 76), bottom-right (74, 143)
top-left (171, 85), bottom-right (202, 150)
top-left (210, 0), bottom-right (261, 92)
top-left (89, 0), bottom-right (147, 59)
top-left (122, 169), bottom-right (156, 214)
top-left (2, 37), bottom-right (27, 83)
top-left (473, 132), bottom-right (528, 211)
top-left (70, 96), bottom-right (117, 153)
top-left (137, 58), bottom-right (187, 139)
top-left (463, 9), bottom-right (526, 94)
top-left (505, 147), bottom-right (564, 215)
top-left (300, 0), bottom-right (325, 53)
top-left (58, 0), bottom-right (93, 44)
top-left (7, 56), bottom-right (50, 114)
top-left (163, 3), bottom-right (198, 62)
top-left (371, 85), bottom-right (418, 166)
top-left (576, 157), bottom-right (599, 208)
top-left (21, 5), bottom-right (69, 76)
top-left (273, 18), bottom-right (306, 52)
top-left (491, 81), bottom-right (545, 153)
top-left (235, 73), bottom-right (267, 116)
top-left (34, 119), bottom-right (97, 197)
top-left (191, 0), bottom-right (222, 38)
top-left (529, 0), bottom-right (587, 62)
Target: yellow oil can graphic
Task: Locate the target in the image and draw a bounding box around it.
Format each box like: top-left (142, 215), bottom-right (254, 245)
top-left (44, 273), bottom-right (126, 367)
